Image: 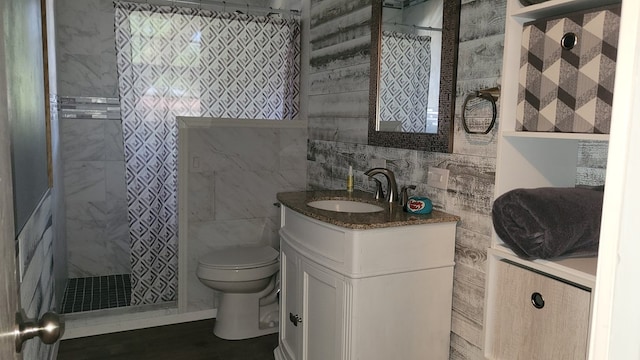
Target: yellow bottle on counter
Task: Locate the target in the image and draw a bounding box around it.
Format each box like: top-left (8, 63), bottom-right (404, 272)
top-left (347, 165), bottom-right (354, 192)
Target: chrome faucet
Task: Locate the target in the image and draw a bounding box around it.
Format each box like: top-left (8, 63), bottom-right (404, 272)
top-left (370, 177), bottom-right (384, 200)
top-left (399, 185), bottom-right (416, 208)
top-left (364, 168), bottom-right (398, 203)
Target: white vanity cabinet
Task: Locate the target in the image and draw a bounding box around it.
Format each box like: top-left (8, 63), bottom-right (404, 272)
top-left (484, 0), bottom-right (621, 358)
top-left (279, 241), bottom-right (346, 360)
top-left (274, 203), bottom-right (459, 360)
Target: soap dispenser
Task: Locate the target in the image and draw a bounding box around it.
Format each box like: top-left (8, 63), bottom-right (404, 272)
top-left (347, 165), bottom-right (354, 192)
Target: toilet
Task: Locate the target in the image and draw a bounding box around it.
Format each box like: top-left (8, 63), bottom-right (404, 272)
top-left (196, 245), bottom-right (280, 340)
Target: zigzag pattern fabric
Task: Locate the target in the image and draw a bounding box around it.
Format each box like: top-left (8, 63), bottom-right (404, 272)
top-left (114, 1), bottom-right (300, 305)
top-left (379, 31), bottom-right (431, 133)
top-left (517, 6), bottom-right (620, 133)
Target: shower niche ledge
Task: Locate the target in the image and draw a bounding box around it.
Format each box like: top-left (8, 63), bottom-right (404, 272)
top-left (274, 191), bottom-right (459, 360)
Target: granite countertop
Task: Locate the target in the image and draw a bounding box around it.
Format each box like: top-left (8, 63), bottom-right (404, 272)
top-left (277, 190), bottom-right (460, 230)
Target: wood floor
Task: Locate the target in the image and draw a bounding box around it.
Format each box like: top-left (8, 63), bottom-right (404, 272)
top-left (56, 319), bottom-right (278, 360)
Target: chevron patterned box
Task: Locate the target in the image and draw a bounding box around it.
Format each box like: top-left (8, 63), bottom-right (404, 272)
top-left (516, 5), bottom-right (621, 133)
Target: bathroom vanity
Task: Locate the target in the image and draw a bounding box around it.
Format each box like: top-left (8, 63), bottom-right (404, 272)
top-left (274, 190), bottom-right (459, 360)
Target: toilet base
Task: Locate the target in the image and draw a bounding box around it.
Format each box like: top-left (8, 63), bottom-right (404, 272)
top-left (214, 292), bottom-right (279, 340)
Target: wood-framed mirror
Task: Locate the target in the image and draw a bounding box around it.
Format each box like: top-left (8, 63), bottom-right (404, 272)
top-left (368, 0), bottom-right (461, 153)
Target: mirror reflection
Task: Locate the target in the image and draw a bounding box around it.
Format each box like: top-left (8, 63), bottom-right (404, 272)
top-left (379, 0), bottom-right (443, 134)
top-left (369, 0), bottom-right (460, 153)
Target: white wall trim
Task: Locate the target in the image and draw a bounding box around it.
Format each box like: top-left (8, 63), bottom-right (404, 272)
top-left (178, 122), bottom-right (190, 312)
top-left (61, 308), bottom-right (217, 340)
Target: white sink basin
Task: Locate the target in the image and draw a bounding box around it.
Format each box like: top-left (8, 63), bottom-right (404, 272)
top-left (307, 200), bottom-right (384, 213)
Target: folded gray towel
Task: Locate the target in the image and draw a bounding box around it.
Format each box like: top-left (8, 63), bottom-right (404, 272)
top-left (492, 187), bottom-right (604, 260)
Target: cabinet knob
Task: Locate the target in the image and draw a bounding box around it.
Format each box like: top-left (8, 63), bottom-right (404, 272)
top-left (289, 312), bottom-right (302, 326)
top-left (531, 292), bottom-right (545, 309)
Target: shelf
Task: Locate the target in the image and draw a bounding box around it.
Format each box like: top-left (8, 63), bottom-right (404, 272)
top-left (489, 245), bottom-right (597, 288)
top-left (502, 131), bottom-right (609, 141)
top-left (485, 0), bottom-right (612, 356)
top-left (511, 0), bottom-right (621, 20)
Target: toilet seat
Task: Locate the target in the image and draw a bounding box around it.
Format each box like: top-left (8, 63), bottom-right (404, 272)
top-left (198, 246), bottom-right (279, 270)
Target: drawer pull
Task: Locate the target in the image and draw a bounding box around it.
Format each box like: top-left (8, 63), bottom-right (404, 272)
top-left (531, 292), bottom-right (545, 309)
top-left (561, 32), bottom-right (578, 50)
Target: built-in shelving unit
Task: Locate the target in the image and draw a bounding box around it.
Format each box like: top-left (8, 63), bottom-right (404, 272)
top-left (491, 0), bottom-right (618, 280)
top-left (484, 0), bottom-right (621, 358)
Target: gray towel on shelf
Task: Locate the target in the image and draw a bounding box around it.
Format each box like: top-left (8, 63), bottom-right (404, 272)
top-left (492, 187), bottom-right (604, 260)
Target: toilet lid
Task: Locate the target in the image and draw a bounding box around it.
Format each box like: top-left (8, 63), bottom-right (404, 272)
top-left (199, 246), bottom-right (279, 269)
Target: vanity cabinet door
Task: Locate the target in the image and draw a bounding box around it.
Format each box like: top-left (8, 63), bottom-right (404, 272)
top-left (301, 259), bottom-right (346, 360)
top-left (280, 244), bottom-right (301, 360)
top-left (487, 260), bottom-right (591, 360)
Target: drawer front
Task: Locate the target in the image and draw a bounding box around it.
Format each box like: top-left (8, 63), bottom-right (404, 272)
top-left (281, 207), bottom-right (346, 266)
top-left (488, 260), bottom-right (591, 360)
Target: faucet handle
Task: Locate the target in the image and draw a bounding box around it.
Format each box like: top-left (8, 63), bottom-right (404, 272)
top-left (370, 178), bottom-right (384, 200)
top-left (399, 185), bottom-right (417, 208)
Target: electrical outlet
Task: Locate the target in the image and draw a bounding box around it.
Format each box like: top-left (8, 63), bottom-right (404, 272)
top-left (427, 167), bottom-right (449, 189)
top-left (369, 158), bottom-right (387, 169)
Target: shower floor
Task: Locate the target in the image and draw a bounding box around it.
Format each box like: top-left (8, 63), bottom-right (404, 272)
top-left (61, 274), bottom-right (131, 314)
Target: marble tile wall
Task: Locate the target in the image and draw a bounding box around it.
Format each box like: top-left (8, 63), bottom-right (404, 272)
top-left (185, 123), bottom-right (307, 312)
top-left (55, 0), bottom-right (120, 98)
top-left (60, 97), bottom-right (131, 278)
top-left (17, 191), bottom-right (56, 360)
top-left (55, 0), bottom-right (131, 278)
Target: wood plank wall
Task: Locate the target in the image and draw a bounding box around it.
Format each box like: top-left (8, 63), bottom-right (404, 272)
top-left (306, 0), bottom-right (607, 358)
top-left (308, 0), bottom-right (371, 143)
